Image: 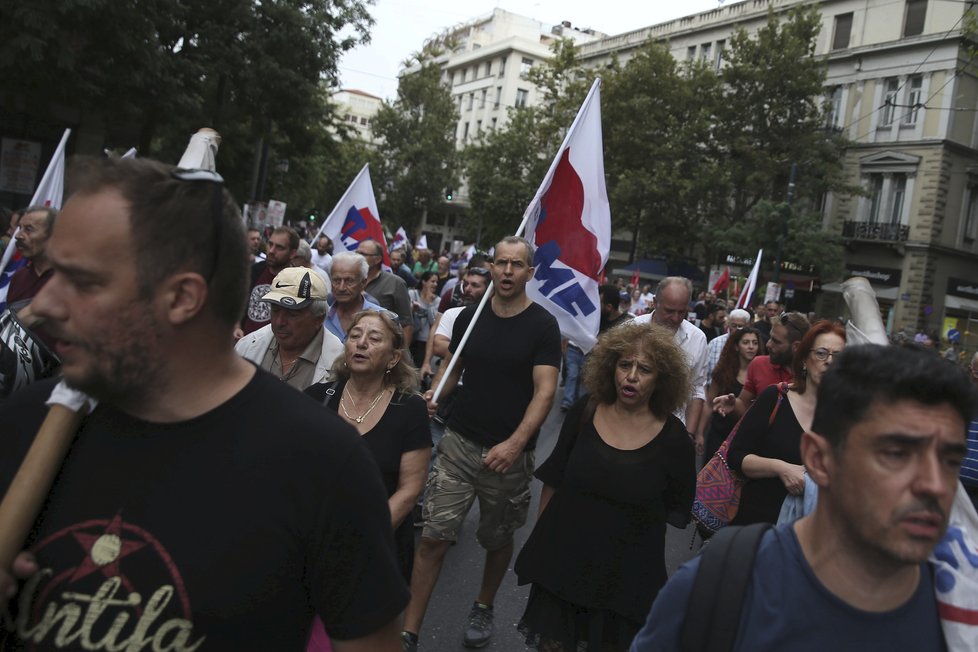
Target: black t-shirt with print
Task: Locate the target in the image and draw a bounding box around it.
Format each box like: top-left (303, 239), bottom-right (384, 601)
top-left (0, 371), bottom-right (407, 650)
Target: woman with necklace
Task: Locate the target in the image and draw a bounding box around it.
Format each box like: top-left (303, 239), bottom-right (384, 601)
top-left (305, 310), bottom-right (431, 580)
top-left (514, 322), bottom-right (696, 651)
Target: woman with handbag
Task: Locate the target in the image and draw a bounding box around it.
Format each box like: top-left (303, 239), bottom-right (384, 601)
top-left (514, 322), bottom-right (696, 651)
top-left (699, 327), bottom-right (765, 462)
top-left (727, 320), bottom-right (846, 525)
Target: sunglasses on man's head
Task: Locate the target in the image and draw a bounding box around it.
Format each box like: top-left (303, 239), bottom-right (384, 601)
top-left (171, 168), bottom-right (225, 281)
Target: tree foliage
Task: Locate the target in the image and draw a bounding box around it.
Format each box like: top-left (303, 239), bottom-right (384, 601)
top-left (464, 38), bottom-right (595, 244)
top-left (1, 0), bottom-right (373, 209)
top-left (370, 55), bottom-right (460, 233)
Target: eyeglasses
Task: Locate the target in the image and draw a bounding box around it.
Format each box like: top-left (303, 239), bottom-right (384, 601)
top-left (811, 348), bottom-right (840, 362)
top-left (171, 168), bottom-right (225, 281)
top-left (467, 267), bottom-right (491, 278)
top-left (779, 312), bottom-right (807, 337)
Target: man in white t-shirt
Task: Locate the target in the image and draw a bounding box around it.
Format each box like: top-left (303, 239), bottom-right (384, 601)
top-left (311, 235), bottom-right (332, 273)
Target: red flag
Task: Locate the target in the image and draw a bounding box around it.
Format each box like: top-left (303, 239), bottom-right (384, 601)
top-left (712, 267), bottom-right (730, 293)
top-left (630, 268), bottom-right (640, 289)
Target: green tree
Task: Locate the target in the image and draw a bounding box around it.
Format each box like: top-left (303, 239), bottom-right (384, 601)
top-left (464, 38), bottom-right (595, 244)
top-left (706, 5), bottom-right (856, 275)
top-left (602, 43), bottom-right (721, 262)
top-left (370, 52), bottom-right (460, 233)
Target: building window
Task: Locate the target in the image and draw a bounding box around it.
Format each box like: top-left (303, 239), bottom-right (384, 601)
top-left (904, 0), bottom-right (927, 37)
top-left (881, 78), bottom-right (899, 127)
top-left (715, 40), bottom-right (726, 69)
top-left (485, 61), bottom-right (492, 76)
top-left (457, 95), bottom-right (463, 111)
top-left (687, 46), bottom-right (697, 61)
top-left (495, 86), bottom-right (502, 107)
top-left (467, 93), bottom-right (474, 110)
top-left (832, 12), bottom-right (853, 50)
top-left (700, 43), bottom-right (711, 63)
top-left (827, 86), bottom-right (843, 129)
top-left (515, 88), bottom-right (528, 108)
top-left (964, 187), bottom-right (978, 242)
top-left (491, 117), bottom-right (497, 130)
top-left (477, 119), bottom-right (482, 134)
top-left (499, 56), bottom-right (507, 77)
top-left (903, 75), bottom-right (922, 125)
top-left (461, 68), bottom-right (467, 83)
top-left (866, 173), bottom-right (908, 224)
top-left (520, 57), bottom-right (533, 77)
top-left (463, 122), bottom-right (469, 140)
top-left (480, 89), bottom-right (487, 109)
top-left (360, 117), bottom-right (367, 126)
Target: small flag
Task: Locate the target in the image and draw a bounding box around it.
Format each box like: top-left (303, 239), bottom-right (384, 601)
top-left (630, 268), bottom-right (640, 290)
top-left (313, 164), bottom-right (390, 268)
top-left (522, 79), bottom-right (610, 352)
top-left (0, 129), bottom-right (71, 311)
top-left (712, 266), bottom-right (731, 294)
top-left (389, 226), bottom-right (408, 252)
top-left (416, 234), bottom-right (428, 251)
top-left (460, 244), bottom-right (476, 266)
top-left (736, 249), bottom-right (763, 310)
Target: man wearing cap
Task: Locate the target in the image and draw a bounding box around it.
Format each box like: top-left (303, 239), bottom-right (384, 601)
top-left (235, 267), bottom-right (343, 391)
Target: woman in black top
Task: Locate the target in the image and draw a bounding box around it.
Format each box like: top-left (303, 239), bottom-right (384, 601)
top-left (700, 327), bottom-right (764, 462)
top-left (306, 310), bottom-right (431, 579)
top-left (727, 320), bottom-right (845, 525)
top-left (514, 322), bottom-right (696, 651)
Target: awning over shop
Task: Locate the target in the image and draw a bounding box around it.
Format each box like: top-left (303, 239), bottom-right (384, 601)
top-left (821, 281), bottom-right (899, 302)
top-left (945, 294), bottom-right (978, 313)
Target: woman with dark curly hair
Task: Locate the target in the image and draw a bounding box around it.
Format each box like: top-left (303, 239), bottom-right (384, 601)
top-left (305, 310), bottom-right (430, 579)
top-left (727, 319), bottom-right (845, 525)
top-left (514, 321), bottom-right (696, 651)
top-left (700, 327), bottom-right (765, 462)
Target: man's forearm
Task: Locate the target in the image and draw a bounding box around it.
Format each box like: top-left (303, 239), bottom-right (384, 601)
top-left (685, 398), bottom-right (704, 435)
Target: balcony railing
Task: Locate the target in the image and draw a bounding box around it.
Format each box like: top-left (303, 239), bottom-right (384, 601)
top-left (842, 220), bottom-right (909, 242)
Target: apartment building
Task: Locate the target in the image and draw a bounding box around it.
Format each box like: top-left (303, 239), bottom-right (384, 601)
top-left (331, 88), bottom-right (383, 142)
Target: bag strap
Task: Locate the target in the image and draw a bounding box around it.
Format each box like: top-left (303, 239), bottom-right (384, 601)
top-left (680, 523), bottom-right (772, 652)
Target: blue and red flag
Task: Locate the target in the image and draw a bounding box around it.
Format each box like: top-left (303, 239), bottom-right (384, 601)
top-left (0, 128), bottom-right (70, 312)
top-left (522, 79), bottom-right (610, 352)
top-left (313, 163), bottom-right (390, 268)
top-left (389, 226), bottom-right (408, 252)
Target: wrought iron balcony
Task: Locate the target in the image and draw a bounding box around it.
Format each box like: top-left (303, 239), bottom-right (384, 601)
top-left (841, 220), bottom-right (909, 242)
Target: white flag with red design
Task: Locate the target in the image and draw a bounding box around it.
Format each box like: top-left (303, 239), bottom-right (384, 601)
top-left (736, 249), bottom-right (763, 310)
top-left (313, 163), bottom-right (391, 268)
top-left (522, 79), bottom-right (610, 352)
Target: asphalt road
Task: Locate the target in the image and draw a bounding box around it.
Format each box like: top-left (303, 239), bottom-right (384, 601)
top-left (413, 394), bottom-right (702, 651)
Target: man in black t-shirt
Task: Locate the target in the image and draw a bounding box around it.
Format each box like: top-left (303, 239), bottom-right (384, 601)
top-left (0, 158), bottom-right (406, 651)
top-left (402, 236), bottom-right (561, 650)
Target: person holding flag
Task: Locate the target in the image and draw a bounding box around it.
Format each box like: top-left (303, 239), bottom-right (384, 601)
top-left (402, 236), bottom-right (561, 651)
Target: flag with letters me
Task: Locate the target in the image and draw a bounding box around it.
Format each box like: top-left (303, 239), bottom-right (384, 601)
top-left (0, 129), bottom-right (71, 312)
top-left (313, 163), bottom-right (391, 269)
top-left (523, 79), bottom-right (610, 352)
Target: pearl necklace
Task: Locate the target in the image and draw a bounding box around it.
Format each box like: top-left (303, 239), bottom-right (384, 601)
top-left (341, 386), bottom-right (388, 424)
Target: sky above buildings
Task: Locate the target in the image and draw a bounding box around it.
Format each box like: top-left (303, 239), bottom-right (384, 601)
top-left (339, 0), bottom-right (727, 99)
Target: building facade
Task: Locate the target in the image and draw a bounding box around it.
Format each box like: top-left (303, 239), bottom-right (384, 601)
top-left (576, 0), bottom-right (978, 339)
top-left (331, 88), bottom-right (383, 142)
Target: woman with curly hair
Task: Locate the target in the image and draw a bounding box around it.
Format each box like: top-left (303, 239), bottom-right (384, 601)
top-left (700, 327), bottom-right (765, 462)
top-left (514, 321), bottom-right (696, 651)
top-left (305, 310), bottom-right (430, 579)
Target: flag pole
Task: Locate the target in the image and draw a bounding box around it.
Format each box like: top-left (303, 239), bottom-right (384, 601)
top-left (309, 163), bottom-right (370, 244)
top-left (433, 78), bottom-right (603, 403)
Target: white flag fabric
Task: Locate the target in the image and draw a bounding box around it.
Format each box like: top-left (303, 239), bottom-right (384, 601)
top-left (736, 249), bottom-right (763, 310)
top-left (120, 147), bottom-right (137, 159)
top-left (521, 79), bottom-right (610, 352)
top-left (416, 234), bottom-right (428, 251)
top-left (461, 244), bottom-right (476, 266)
top-left (389, 227), bottom-right (408, 252)
top-left (177, 128), bottom-right (220, 171)
top-left (313, 164), bottom-right (391, 268)
top-left (0, 128), bottom-right (71, 311)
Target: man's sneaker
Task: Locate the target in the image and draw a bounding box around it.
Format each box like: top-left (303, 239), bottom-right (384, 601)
top-left (401, 631), bottom-right (419, 652)
top-left (462, 602), bottom-right (494, 648)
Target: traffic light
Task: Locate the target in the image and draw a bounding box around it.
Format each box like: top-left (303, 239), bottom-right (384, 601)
top-left (308, 213), bottom-right (316, 223)
top-left (445, 188), bottom-right (454, 201)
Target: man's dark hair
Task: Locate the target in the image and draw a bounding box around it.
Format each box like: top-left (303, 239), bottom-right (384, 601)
top-left (272, 225), bottom-right (299, 251)
top-left (22, 205), bottom-right (58, 233)
top-left (812, 344), bottom-right (977, 450)
top-left (599, 284), bottom-right (620, 309)
top-left (67, 157), bottom-right (249, 327)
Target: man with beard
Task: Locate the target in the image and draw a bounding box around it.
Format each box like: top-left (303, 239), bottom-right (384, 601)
top-left (0, 158), bottom-right (407, 651)
top-left (240, 225), bottom-right (298, 335)
top-left (632, 345), bottom-right (976, 651)
top-left (713, 311), bottom-right (810, 420)
top-left (420, 266), bottom-right (491, 378)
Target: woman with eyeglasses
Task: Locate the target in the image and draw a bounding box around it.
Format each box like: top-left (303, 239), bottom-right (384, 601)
top-left (699, 327), bottom-right (765, 462)
top-left (305, 310), bottom-right (431, 579)
top-left (726, 320), bottom-right (846, 525)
